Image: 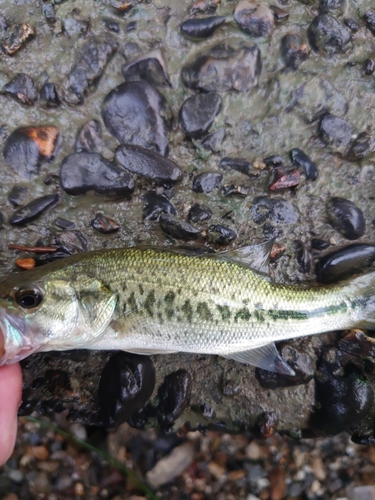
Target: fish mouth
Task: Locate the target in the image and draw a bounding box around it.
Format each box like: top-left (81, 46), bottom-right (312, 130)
top-left (0, 311), bottom-right (36, 366)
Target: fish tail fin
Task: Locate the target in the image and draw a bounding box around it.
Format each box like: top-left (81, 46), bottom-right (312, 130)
top-left (351, 270), bottom-right (375, 330)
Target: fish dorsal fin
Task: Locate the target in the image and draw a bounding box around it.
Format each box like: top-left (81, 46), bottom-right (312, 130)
top-left (222, 342), bottom-right (295, 376)
top-left (220, 240), bottom-right (274, 275)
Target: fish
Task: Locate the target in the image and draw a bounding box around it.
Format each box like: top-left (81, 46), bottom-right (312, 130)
top-left (0, 243), bottom-right (374, 375)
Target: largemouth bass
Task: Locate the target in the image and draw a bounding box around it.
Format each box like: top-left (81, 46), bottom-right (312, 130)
top-left (0, 245), bottom-right (374, 374)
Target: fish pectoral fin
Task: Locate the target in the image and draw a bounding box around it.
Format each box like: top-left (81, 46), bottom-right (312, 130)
top-left (219, 240), bottom-right (273, 275)
top-left (123, 348), bottom-right (178, 355)
top-left (222, 343), bottom-right (295, 376)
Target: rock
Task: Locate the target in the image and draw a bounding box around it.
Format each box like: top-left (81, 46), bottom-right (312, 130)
top-left (122, 49), bottom-right (171, 87)
top-left (160, 214), bottom-right (201, 240)
top-left (91, 213), bottom-right (120, 233)
top-left (293, 240), bottom-right (312, 273)
top-left (8, 186), bottom-right (29, 207)
top-left (319, 114), bottom-right (352, 154)
top-left (270, 5), bottom-right (289, 23)
top-left (102, 17), bottom-right (120, 33)
top-left (268, 168), bottom-right (300, 191)
top-left (200, 128), bottom-right (226, 152)
top-left (181, 39), bottom-right (262, 92)
top-left (0, 14), bottom-right (9, 31)
top-left (60, 152), bottom-right (135, 196)
top-left (251, 196), bottom-right (299, 225)
top-left (3, 73), bottom-right (37, 105)
top-left (344, 17), bottom-right (359, 31)
top-left (3, 126), bottom-right (60, 179)
top-left (308, 14), bottom-right (351, 54)
top-left (219, 157), bottom-right (252, 176)
top-left (207, 224), bottom-right (237, 244)
top-left (63, 17), bottom-right (89, 38)
top-left (157, 370), bottom-right (192, 427)
top-left (365, 10), bottom-right (375, 35)
top-left (142, 191), bottom-right (176, 221)
top-left (98, 352), bottom-right (155, 428)
top-left (311, 238), bottom-right (330, 250)
top-left (264, 155), bottom-right (284, 167)
top-left (190, 0), bottom-right (219, 14)
top-left (316, 244), bottom-right (375, 283)
top-left (62, 37), bottom-right (115, 105)
top-left (109, 0), bottom-right (135, 12)
top-left (319, 0), bottom-right (345, 12)
top-left (346, 132), bottom-right (375, 161)
top-left (290, 148), bottom-right (318, 180)
top-left (1, 23), bottom-right (35, 55)
top-left (364, 59), bottom-right (375, 76)
top-left (115, 144), bottom-right (182, 183)
top-left (326, 197), bottom-right (365, 240)
top-left (39, 83), bottom-right (60, 108)
top-left (287, 75), bottom-right (348, 122)
top-left (339, 330), bottom-right (375, 364)
top-left (102, 81), bottom-right (171, 156)
top-left (192, 171), bottom-right (223, 193)
top-left (221, 184), bottom-right (250, 196)
top-left (42, 3), bottom-right (56, 24)
top-left (50, 230), bottom-right (88, 256)
top-left (234, 1), bottom-right (274, 37)
top-left (75, 120), bottom-right (102, 153)
top-left (188, 203), bottom-right (213, 223)
top-left (54, 217), bottom-right (76, 230)
top-left (146, 442), bottom-right (195, 488)
top-left (9, 194), bottom-right (60, 225)
top-left (180, 16), bottom-right (226, 39)
top-left (179, 93), bottom-right (222, 139)
top-left (280, 34), bottom-right (309, 70)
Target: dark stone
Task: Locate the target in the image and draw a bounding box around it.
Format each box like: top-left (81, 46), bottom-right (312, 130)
top-left (142, 191), bottom-right (176, 221)
top-left (256, 346), bottom-right (314, 388)
top-left (200, 128), bottom-right (226, 152)
top-left (39, 83), bottom-right (60, 108)
top-left (280, 34), bottom-right (309, 70)
top-left (234, 1), bottom-right (274, 37)
top-left (344, 18), bottom-right (359, 31)
top-left (319, 114), bottom-right (352, 154)
top-left (293, 240), bottom-right (312, 273)
top-left (326, 197), bottom-right (365, 240)
top-left (319, 0), bottom-right (344, 11)
top-left (122, 50), bottom-right (171, 87)
top-left (251, 196), bottom-right (299, 225)
top-left (8, 185), bottom-right (29, 207)
top-left (270, 5), bottom-right (289, 23)
top-left (181, 39), bottom-right (262, 92)
top-left (115, 144), bottom-right (182, 183)
top-left (190, 0), bottom-right (218, 14)
top-left (0, 211), bottom-right (3, 229)
top-left (91, 213), bottom-right (120, 233)
top-left (160, 214), bottom-right (201, 240)
top-left (219, 157), bottom-right (252, 176)
top-left (221, 184), bottom-right (250, 196)
top-left (308, 14), bottom-right (351, 54)
top-left (60, 152), bottom-right (135, 196)
top-left (1, 23), bottom-right (35, 56)
top-left (290, 148), bottom-right (318, 180)
top-left (268, 168), bottom-right (300, 191)
top-left (123, 41), bottom-right (141, 60)
top-left (222, 378), bottom-right (240, 396)
top-left (207, 224), bottom-right (237, 244)
top-left (157, 369), bottom-right (192, 427)
top-left (264, 155), bottom-right (284, 167)
top-left (54, 217), bottom-right (76, 230)
top-left (315, 244), bottom-right (375, 283)
top-left (9, 194), bottom-right (60, 225)
top-left (263, 223), bottom-right (282, 240)
top-left (75, 120), bottom-right (102, 153)
top-left (339, 330), bottom-right (375, 364)
top-left (192, 171), bottom-right (223, 193)
top-left (188, 203), bottom-right (213, 223)
top-left (4, 73), bottom-right (37, 105)
top-left (346, 132), bottom-right (375, 161)
top-left (180, 16), bottom-right (226, 39)
top-left (365, 10), bottom-right (375, 35)
top-left (63, 37), bottom-right (115, 105)
top-left (44, 370), bottom-right (72, 394)
top-left (311, 238), bottom-right (330, 250)
top-left (63, 17), bottom-right (90, 38)
top-left (179, 93), bottom-right (222, 139)
top-left (364, 59), bottom-right (375, 75)
top-left (42, 3), bottom-right (56, 24)
top-left (109, 0), bottom-right (135, 12)
top-left (102, 81), bottom-right (172, 156)
top-left (102, 18), bottom-right (120, 33)
top-left (256, 410), bottom-right (279, 438)
top-left (98, 352), bottom-right (156, 428)
top-left (126, 21), bottom-right (137, 31)
top-left (50, 230), bottom-right (88, 255)
top-left (0, 14), bottom-right (9, 31)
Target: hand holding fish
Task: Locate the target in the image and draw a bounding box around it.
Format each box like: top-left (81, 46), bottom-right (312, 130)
top-left (0, 363), bottom-right (22, 466)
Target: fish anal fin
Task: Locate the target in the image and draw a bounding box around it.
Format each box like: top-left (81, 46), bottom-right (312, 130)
top-left (222, 342), bottom-right (295, 376)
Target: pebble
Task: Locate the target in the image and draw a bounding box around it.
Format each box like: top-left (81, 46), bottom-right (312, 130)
top-left (62, 36), bottom-right (115, 105)
top-left (75, 120), bottom-right (102, 153)
top-left (4, 73), bottom-right (37, 105)
top-left (251, 196), bottom-right (299, 225)
top-left (293, 240), bottom-right (312, 273)
top-left (115, 144), bottom-right (182, 183)
top-left (319, 114), bottom-right (352, 154)
top-left (160, 214), bottom-right (201, 240)
top-left (181, 39), bottom-right (262, 92)
top-left (280, 34), bottom-right (309, 70)
top-left (220, 157), bottom-right (252, 176)
top-left (221, 184), bottom-right (250, 196)
top-left (157, 369), bottom-right (192, 426)
top-left (311, 237), bottom-right (330, 250)
top-left (54, 217), bottom-right (76, 230)
top-left (146, 442), bottom-right (196, 488)
top-left (63, 17), bottom-right (89, 38)
top-left (364, 59), bottom-right (375, 76)
top-left (234, 1), bottom-right (274, 37)
top-left (42, 3), bottom-right (56, 24)
top-left (326, 197), bottom-right (365, 240)
top-left (263, 155), bottom-right (283, 168)
top-left (308, 14), bottom-right (351, 54)
top-left (290, 148), bottom-right (318, 180)
top-left (9, 194), bottom-right (60, 225)
top-left (102, 81), bottom-right (172, 156)
top-left (102, 17), bottom-right (120, 33)
top-left (39, 83), bottom-right (60, 108)
top-left (346, 132), bottom-right (375, 161)
top-left (268, 168), bottom-right (300, 191)
top-left (122, 49), bottom-right (171, 87)
top-left (1, 23), bottom-right (35, 55)
top-left (270, 5), bottom-right (289, 24)
top-left (192, 172), bottom-right (223, 193)
top-left (315, 243), bottom-right (375, 283)
top-left (365, 10), bottom-right (375, 35)
top-left (180, 93), bottom-right (222, 139)
top-left (180, 16), bottom-right (226, 39)
top-left (190, 0), bottom-right (219, 14)
top-left (200, 128), bottom-right (226, 152)
top-left (91, 213), bottom-right (120, 233)
top-left (50, 230), bottom-right (88, 255)
top-left (344, 17), bottom-right (359, 31)
top-left (142, 191), bottom-right (176, 220)
top-left (188, 203), bottom-right (213, 223)
top-left (8, 185), bottom-right (29, 206)
top-left (16, 258), bottom-right (36, 270)
top-left (60, 152), bottom-right (135, 196)
top-left (207, 224), bottom-right (237, 244)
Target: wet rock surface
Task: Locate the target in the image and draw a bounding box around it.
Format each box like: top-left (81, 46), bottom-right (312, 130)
top-left (179, 92), bottom-right (222, 139)
top-left (326, 196), bottom-right (366, 240)
top-left (180, 16), bottom-right (226, 39)
top-left (122, 49), bottom-right (171, 87)
top-left (234, 1), bottom-right (274, 37)
top-left (192, 171), bottom-right (223, 193)
top-left (3, 73), bottom-right (37, 105)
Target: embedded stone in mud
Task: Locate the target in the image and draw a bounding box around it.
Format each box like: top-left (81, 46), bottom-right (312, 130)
top-left (39, 83), bottom-right (60, 108)
top-left (142, 191), bottom-right (176, 221)
top-left (308, 14), bottom-right (351, 54)
top-left (326, 197), bottom-right (365, 240)
top-left (251, 196), bottom-right (299, 225)
top-left (180, 16), bottom-right (226, 39)
top-left (122, 49), bottom-right (171, 87)
top-left (3, 73), bottom-right (37, 105)
top-left (60, 152), bottom-right (135, 196)
top-left (115, 144), bottom-right (182, 183)
top-left (192, 172), bottom-right (223, 193)
top-left (160, 214), bottom-right (201, 240)
top-left (179, 92), bottom-right (222, 139)
top-left (319, 114), bottom-right (352, 155)
top-left (181, 39), bottom-right (262, 92)
top-left (219, 157), bottom-right (252, 176)
top-left (280, 34), bottom-right (309, 70)
top-left (75, 120), bottom-right (102, 153)
top-left (102, 81), bottom-right (172, 156)
top-left (1, 23), bottom-right (35, 55)
top-left (234, 1), bottom-right (274, 37)
top-left (9, 194), bottom-right (60, 225)
top-left (91, 213), bottom-right (120, 233)
top-left (346, 132), bottom-right (375, 161)
top-left (157, 369), bottom-right (192, 427)
top-left (290, 148), bottom-right (318, 180)
top-left (188, 203), bottom-right (213, 223)
top-left (200, 128), bottom-right (226, 152)
top-left (207, 224), bottom-right (237, 244)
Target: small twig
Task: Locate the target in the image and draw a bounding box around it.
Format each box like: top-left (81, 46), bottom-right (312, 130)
top-left (8, 244), bottom-right (58, 253)
top-left (24, 415), bottom-right (158, 500)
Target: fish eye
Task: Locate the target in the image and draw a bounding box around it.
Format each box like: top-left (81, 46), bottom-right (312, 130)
top-left (15, 287), bottom-right (43, 309)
